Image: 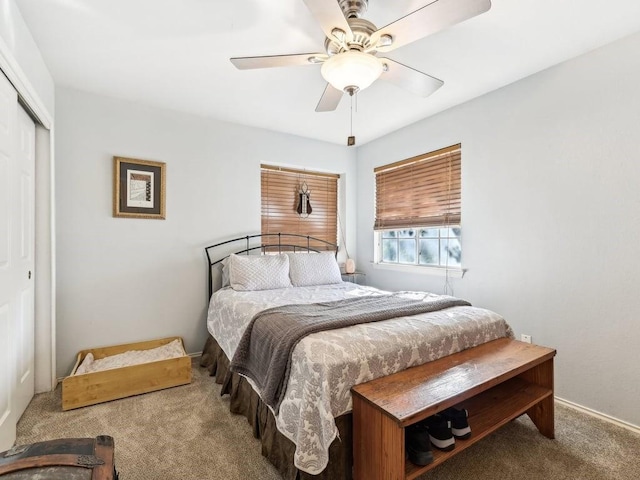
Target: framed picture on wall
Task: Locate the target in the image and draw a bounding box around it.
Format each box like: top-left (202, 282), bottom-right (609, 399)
top-left (113, 156), bottom-right (166, 219)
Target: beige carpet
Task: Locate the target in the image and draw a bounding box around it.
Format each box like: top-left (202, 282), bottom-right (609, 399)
top-left (16, 360), bottom-right (640, 480)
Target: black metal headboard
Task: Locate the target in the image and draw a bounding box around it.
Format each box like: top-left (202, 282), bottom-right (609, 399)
top-left (205, 233), bottom-right (339, 298)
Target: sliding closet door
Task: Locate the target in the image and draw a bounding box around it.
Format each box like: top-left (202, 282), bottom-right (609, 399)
top-left (0, 70), bottom-right (17, 450)
top-left (14, 102), bottom-right (36, 419)
top-left (0, 71), bottom-right (35, 451)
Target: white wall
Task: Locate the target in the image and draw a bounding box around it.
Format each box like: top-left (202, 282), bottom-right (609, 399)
top-left (55, 87), bottom-right (357, 377)
top-left (0, 0), bottom-right (54, 115)
top-left (356, 31), bottom-right (640, 427)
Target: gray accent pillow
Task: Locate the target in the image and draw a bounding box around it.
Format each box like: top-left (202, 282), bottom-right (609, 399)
top-left (229, 253), bottom-right (291, 291)
top-left (287, 252), bottom-right (342, 287)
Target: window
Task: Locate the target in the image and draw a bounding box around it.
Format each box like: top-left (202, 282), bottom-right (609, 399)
top-left (380, 228), bottom-right (461, 267)
top-left (261, 165), bottom-right (339, 251)
top-left (374, 144), bottom-right (461, 268)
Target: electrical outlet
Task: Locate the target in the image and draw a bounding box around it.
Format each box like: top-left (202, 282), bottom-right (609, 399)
top-left (520, 334), bottom-right (532, 344)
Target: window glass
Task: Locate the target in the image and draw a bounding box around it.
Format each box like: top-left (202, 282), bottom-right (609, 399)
top-left (382, 239), bottom-right (397, 262)
top-left (418, 239), bottom-right (439, 265)
top-left (420, 229), bottom-right (439, 238)
top-left (380, 227), bottom-right (461, 268)
top-left (399, 239), bottom-right (416, 264)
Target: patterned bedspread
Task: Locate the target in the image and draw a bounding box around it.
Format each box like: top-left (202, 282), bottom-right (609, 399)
top-left (207, 283), bottom-right (513, 475)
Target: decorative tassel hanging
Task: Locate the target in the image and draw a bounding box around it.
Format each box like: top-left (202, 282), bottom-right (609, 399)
top-left (297, 181), bottom-right (312, 217)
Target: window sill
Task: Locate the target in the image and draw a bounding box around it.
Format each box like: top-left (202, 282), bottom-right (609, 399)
top-left (371, 261), bottom-right (466, 278)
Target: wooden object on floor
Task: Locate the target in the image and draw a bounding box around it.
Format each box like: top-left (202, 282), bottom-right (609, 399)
top-left (62, 336), bottom-right (192, 411)
top-left (0, 435), bottom-right (117, 479)
top-left (351, 338), bottom-right (556, 480)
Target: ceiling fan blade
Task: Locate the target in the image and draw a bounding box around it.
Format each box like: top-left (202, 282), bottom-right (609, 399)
top-left (380, 58), bottom-right (444, 97)
top-left (315, 83), bottom-right (344, 112)
top-left (372, 0), bottom-right (491, 53)
top-left (303, 0), bottom-right (353, 42)
top-left (231, 53), bottom-right (327, 70)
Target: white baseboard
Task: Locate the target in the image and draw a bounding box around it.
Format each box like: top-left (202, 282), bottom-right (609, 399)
top-left (555, 396), bottom-right (640, 434)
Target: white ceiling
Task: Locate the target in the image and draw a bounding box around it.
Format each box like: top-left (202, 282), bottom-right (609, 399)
top-left (14, 0), bottom-right (640, 145)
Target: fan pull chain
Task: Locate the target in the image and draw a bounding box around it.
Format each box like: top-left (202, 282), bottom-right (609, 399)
top-left (347, 91), bottom-right (355, 146)
top-left (350, 94), bottom-right (353, 136)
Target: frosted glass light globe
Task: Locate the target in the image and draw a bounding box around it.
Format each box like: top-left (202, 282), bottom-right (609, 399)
top-left (321, 50), bottom-right (383, 92)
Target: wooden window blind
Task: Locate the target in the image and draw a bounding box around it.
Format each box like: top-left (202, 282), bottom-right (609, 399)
top-left (261, 165), bottom-right (339, 251)
top-left (374, 144), bottom-right (461, 230)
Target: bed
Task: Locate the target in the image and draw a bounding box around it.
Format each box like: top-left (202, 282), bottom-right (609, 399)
top-left (200, 234), bottom-right (514, 480)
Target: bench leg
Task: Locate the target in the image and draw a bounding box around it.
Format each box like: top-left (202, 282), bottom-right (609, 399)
top-left (521, 358), bottom-right (555, 439)
top-left (527, 395), bottom-right (555, 439)
top-left (353, 395), bottom-right (405, 480)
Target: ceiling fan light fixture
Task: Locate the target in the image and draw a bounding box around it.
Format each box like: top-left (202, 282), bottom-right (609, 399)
top-left (321, 50), bottom-right (382, 92)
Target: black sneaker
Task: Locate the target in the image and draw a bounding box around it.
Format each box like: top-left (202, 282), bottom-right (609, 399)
top-left (440, 407), bottom-right (472, 439)
top-left (423, 415), bottom-right (455, 451)
top-left (405, 423), bottom-right (434, 466)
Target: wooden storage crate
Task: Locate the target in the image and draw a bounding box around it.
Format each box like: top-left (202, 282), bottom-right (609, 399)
top-left (0, 435), bottom-right (117, 479)
top-left (62, 336), bottom-right (192, 411)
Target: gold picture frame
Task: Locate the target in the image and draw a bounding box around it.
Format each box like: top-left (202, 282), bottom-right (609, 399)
top-left (113, 156), bottom-right (166, 219)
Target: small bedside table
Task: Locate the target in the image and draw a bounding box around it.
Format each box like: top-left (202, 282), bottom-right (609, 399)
top-left (341, 271), bottom-right (366, 285)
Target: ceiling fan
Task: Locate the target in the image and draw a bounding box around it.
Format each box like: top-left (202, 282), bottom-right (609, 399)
top-left (230, 0), bottom-right (491, 112)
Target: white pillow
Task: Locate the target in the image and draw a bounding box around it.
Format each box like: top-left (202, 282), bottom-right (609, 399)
top-left (228, 253), bottom-right (291, 291)
top-left (287, 252), bottom-right (342, 287)
top-left (221, 257), bottom-right (230, 287)
top-left (75, 352), bottom-right (94, 375)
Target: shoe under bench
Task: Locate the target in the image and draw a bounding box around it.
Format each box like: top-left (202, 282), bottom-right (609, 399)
top-left (351, 338), bottom-right (556, 480)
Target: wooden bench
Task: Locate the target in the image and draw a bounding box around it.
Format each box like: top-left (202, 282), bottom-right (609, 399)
top-left (351, 338), bottom-right (556, 480)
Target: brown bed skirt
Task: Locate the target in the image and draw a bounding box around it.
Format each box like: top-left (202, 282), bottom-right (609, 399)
top-left (200, 335), bottom-right (353, 480)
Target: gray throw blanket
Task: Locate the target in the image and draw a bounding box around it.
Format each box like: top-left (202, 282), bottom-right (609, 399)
top-left (229, 294), bottom-right (471, 413)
